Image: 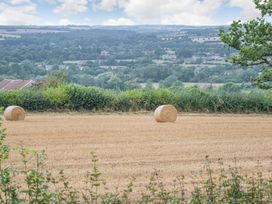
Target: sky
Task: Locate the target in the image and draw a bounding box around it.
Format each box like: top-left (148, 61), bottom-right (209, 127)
top-left (0, 0), bottom-right (262, 26)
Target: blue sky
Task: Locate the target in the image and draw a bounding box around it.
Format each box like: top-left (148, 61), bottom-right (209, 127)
top-left (0, 0), bottom-right (261, 25)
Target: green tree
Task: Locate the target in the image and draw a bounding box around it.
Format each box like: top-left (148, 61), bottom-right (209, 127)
top-left (44, 70), bottom-right (68, 87)
top-left (159, 75), bottom-right (180, 88)
top-left (219, 83), bottom-right (242, 93)
top-left (220, 0), bottom-right (272, 89)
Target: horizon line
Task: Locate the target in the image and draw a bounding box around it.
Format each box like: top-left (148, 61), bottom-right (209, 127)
top-left (0, 24), bottom-right (230, 27)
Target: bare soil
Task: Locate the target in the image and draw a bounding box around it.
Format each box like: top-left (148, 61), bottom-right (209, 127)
top-left (3, 113), bottom-right (272, 190)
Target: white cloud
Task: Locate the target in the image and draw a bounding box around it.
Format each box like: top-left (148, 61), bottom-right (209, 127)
top-left (0, 2), bottom-right (40, 25)
top-left (43, 18), bottom-right (74, 25)
top-left (46, 0), bottom-right (57, 4)
top-left (0, 3), bottom-right (7, 10)
top-left (43, 17), bottom-right (94, 25)
top-left (94, 0), bottom-right (263, 25)
top-left (0, 0), bottom-right (264, 26)
top-left (93, 0), bottom-right (126, 11)
top-left (228, 0), bottom-right (261, 20)
top-left (54, 0), bottom-right (89, 15)
top-left (94, 0), bottom-right (117, 11)
top-left (161, 13), bottom-right (216, 26)
top-left (95, 0), bottom-right (223, 25)
top-left (103, 17), bottom-right (134, 25)
top-left (8, 0), bottom-right (31, 5)
top-left (57, 18), bottom-right (74, 25)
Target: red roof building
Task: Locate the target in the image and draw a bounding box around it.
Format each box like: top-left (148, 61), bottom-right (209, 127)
top-left (0, 79), bottom-right (35, 90)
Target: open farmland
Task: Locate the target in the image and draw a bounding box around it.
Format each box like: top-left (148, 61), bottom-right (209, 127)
top-left (3, 113), bottom-right (272, 190)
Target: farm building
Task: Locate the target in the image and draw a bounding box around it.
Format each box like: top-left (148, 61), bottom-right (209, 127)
top-left (0, 79), bottom-right (35, 90)
top-left (190, 36), bottom-right (221, 43)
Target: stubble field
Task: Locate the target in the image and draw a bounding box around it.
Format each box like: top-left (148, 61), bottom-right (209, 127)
top-left (3, 113), bottom-right (272, 190)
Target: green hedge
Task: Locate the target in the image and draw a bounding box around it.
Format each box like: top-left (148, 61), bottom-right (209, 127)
top-left (64, 84), bottom-right (117, 111)
top-left (0, 85), bottom-right (271, 113)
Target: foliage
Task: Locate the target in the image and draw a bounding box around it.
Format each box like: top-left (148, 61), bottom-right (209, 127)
top-left (159, 75), bottom-right (183, 88)
top-left (20, 90), bottom-right (51, 111)
top-left (64, 84), bottom-right (117, 111)
top-left (255, 0), bottom-right (272, 16)
top-left (0, 85), bottom-right (272, 113)
top-left (0, 26), bottom-right (262, 88)
top-left (43, 70), bottom-right (68, 88)
top-left (220, 0), bottom-right (272, 89)
top-left (0, 90), bottom-right (24, 107)
top-left (43, 85), bottom-right (69, 109)
top-left (118, 89), bottom-right (145, 111)
top-left (143, 89), bottom-right (178, 110)
top-left (176, 88), bottom-right (213, 112)
top-left (219, 83), bottom-right (242, 93)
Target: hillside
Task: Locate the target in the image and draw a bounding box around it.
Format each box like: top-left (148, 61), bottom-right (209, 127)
top-left (0, 25), bottom-right (260, 90)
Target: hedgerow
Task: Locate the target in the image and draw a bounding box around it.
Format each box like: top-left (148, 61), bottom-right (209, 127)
top-left (0, 85), bottom-right (271, 113)
top-left (64, 84), bottom-right (117, 111)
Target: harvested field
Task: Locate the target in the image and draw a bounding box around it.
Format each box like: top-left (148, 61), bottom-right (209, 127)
top-left (3, 113), bottom-right (272, 190)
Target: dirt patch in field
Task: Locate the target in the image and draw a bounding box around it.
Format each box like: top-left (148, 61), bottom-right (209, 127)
top-left (3, 113), bottom-right (272, 190)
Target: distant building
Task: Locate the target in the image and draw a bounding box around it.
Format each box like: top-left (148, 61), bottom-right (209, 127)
top-left (101, 50), bottom-right (109, 57)
top-left (190, 36), bottom-right (221, 43)
top-left (63, 60), bottom-right (89, 65)
top-left (161, 49), bottom-right (177, 61)
top-left (0, 34), bottom-right (21, 39)
top-left (160, 31), bottom-right (187, 41)
top-left (45, 65), bottom-right (54, 71)
top-left (0, 79), bottom-right (35, 90)
top-left (45, 65), bottom-right (68, 71)
top-left (161, 54), bottom-right (177, 61)
top-left (69, 26), bottom-right (91, 30)
top-left (100, 66), bottom-right (128, 70)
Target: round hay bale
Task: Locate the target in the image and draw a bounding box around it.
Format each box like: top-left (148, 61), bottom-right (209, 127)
top-left (154, 105), bottom-right (177, 122)
top-left (4, 106), bottom-right (26, 121)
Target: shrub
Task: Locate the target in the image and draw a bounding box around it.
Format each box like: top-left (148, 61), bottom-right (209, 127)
top-left (219, 82), bottom-right (242, 93)
top-left (0, 90), bottom-right (24, 107)
top-left (143, 88), bottom-right (178, 110)
top-left (0, 85), bottom-right (271, 113)
top-left (21, 89), bottom-right (51, 111)
top-left (64, 84), bottom-right (116, 111)
top-left (118, 89), bottom-right (145, 111)
top-left (0, 89), bottom-right (51, 111)
top-left (177, 88), bottom-right (215, 112)
top-left (43, 85), bottom-right (69, 109)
